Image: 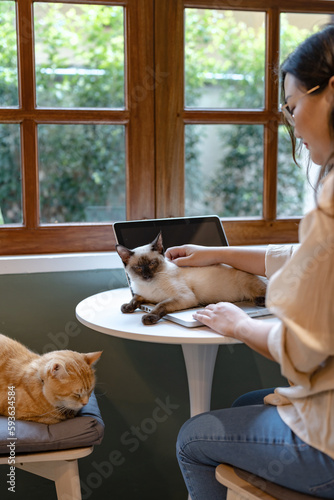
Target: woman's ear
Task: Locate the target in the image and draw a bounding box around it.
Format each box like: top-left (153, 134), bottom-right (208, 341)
top-left (328, 76), bottom-right (334, 93)
top-left (325, 77), bottom-right (334, 109)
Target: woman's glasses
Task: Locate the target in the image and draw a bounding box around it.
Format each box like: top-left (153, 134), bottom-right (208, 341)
top-left (280, 85), bottom-right (320, 127)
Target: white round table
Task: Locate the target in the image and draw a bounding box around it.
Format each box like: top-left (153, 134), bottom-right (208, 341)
top-left (76, 287), bottom-right (276, 417)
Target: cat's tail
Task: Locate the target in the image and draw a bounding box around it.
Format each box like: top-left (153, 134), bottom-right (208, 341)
top-left (243, 274), bottom-right (267, 303)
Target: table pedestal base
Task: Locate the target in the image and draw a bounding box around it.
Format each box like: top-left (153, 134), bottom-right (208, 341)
top-left (182, 344), bottom-right (219, 500)
top-left (181, 344), bottom-right (219, 417)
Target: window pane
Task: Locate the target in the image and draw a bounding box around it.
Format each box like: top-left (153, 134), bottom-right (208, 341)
top-left (38, 124), bottom-right (126, 223)
top-left (185, 9), bottom-right (265, 109)
top-left (280, 13), bottom-right (332, 65)
top-left (34, 3), bottom-right (124, 108)
top-left (0, 1), bottom-right (18, 107)
top-left (0, 124), bottom-right (22, 224)
top-left (277, 126), bottom-right (318, 217)
top-left (185, 125), bottom-right (263, 217)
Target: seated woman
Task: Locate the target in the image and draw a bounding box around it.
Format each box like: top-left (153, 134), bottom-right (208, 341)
top-left (166, 25), bottom-right (334, 499)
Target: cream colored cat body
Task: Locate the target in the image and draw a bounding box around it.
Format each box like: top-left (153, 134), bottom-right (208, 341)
top-left (0, 334), bottom-right (101, 424)
top-left (116, 233), bottom-right (267, 325)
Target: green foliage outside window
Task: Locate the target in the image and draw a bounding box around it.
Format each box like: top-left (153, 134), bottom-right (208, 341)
top-left (0, 1), bottom-right (18, 108)
top-left (34, 3), bottom-right (124, 108)
top-left (184, 10), bottom-right (322, 218)
top-left (0, 3), bottom-right (325, 225)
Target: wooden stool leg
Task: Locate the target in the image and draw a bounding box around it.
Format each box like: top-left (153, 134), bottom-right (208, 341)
top-left (54, 460), bottom-right (82, 500)
top-left (16, 459), bottom-right (82, 500)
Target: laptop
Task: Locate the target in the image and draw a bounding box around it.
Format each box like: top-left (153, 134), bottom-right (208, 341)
top-left (113, 215), bottom-right (272, 327)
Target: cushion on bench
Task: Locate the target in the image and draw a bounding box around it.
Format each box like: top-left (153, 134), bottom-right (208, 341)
top-left (0, 392), bottom-right (104, 455)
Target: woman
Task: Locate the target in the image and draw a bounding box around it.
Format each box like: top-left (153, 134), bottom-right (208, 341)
top-left (166, 26), bottom-right (334, 499)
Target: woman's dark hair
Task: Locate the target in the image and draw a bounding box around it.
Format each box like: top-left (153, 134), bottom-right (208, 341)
top-left (281, 24), bottom-right (334, 195)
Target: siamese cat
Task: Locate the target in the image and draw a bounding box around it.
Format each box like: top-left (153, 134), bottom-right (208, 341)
top-left (116, 233), bottom-right (267, 325)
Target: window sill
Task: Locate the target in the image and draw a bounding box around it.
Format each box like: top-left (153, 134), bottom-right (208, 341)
top-left (0, 245), bottom-right (273, 275)
top-left (0, 252), bottom-right (122, 275)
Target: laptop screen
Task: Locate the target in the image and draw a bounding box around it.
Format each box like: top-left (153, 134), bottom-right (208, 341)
top-left (113, 215), bottom-right (228, 250)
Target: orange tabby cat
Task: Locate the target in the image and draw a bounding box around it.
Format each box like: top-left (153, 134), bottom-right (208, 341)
top-left (0, 334), bottom-right (102, 424)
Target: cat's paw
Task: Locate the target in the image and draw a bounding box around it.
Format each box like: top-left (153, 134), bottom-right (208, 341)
top-left (142, 313), bottom-right (160, 325)
top-left (254, 296), bottom-right (266, 307)
top-left (121, 302), bottom-right (135, 313)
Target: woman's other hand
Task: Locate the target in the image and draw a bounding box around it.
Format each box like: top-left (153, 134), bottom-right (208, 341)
top-left (193, 302), bottom-right (274, 360)
top-left (193, 302), bottom-right (250, 338)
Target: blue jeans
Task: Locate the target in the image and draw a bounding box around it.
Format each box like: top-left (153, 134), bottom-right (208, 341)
top-left (177, 389), bottom-right (334, 499)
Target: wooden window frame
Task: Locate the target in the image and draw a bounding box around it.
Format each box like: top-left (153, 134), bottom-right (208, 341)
top-left (0, 0), bottom-right (155, 254)
top-left (155, 0), bottom-right (334, 246)
top-left (0, 0), bottom-right (333, 254)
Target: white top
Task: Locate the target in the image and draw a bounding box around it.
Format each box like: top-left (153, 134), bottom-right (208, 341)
top-left (264, 169), bottom-right (334, 459)
top-left (75, 288), bottom-right (245, 345)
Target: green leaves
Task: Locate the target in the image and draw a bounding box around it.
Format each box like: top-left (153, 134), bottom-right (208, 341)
top-left (0, 5), bottom-right (322, 224)
top-left (184, 9), bottom-right (317, 218)
top-left (34, 4), bottom-right (124, 108)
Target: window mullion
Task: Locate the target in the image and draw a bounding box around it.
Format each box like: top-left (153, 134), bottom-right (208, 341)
top-left (17, 0), bottom-right (39, 228)
top-left (154, 0), bottom-right (184, 218)
top-left (126, 0), bottom-right (155, 220)
top-left (263, 7), bottom-right (280, 221)
top-left (21, 120), bottom-right (39, 229)
top-left (17, 0), bottom-right (36, 110)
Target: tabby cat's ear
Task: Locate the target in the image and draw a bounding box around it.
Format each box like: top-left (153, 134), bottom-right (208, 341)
top-left (116, 245), bottom-right (134, 265)
top-left (84, 351), bottom-right (103, 366)
top-left (47, 361), bottom-right (68, 379)
top-left (151, 232), bottom-right (164, 255)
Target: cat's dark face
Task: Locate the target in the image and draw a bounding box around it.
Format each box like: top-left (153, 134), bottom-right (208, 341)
top-left (131, 255), bottom-right (162, 281)
top-left (116, 233), bottom-right (165, 282)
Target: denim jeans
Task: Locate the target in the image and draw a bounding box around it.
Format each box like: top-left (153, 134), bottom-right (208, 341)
top-left (177, 389), bottom-right (334, 499)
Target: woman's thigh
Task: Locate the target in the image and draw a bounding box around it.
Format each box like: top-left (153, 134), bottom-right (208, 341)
top-left (177, 404), bottom-right (334, 498)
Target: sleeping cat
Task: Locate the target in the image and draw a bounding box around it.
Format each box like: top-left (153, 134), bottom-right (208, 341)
top-left (116, 233), bottom-right (267, 325)
top-left (0, 334), bottom-right (102, 424)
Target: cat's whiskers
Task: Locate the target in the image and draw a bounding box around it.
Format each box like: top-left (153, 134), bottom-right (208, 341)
top-left (22, 408), bottom-right (60, 419)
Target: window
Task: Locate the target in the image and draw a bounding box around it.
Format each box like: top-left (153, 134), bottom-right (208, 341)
top-left (0, 0), bottom-right (332, 254)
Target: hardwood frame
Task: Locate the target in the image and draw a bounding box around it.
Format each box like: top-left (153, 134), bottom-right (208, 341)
top-left (0, 0), bottom-right (155, 254)
top-left (156, 0), bottom-right (333, 245)
top-left (0, 0), bottom-right (333, 254)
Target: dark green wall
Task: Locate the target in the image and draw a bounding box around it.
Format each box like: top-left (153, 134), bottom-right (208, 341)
top-left (0, 269), bottom-right (286, 499)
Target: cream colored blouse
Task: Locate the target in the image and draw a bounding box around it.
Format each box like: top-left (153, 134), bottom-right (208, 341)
top-left (264, 169), bottom-right (334, 459)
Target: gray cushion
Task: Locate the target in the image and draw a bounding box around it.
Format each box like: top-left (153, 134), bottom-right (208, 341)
top-left (0, 392), bottom-right (104, 454)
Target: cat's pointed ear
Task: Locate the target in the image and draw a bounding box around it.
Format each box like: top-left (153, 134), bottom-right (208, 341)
top-left (84, 351), bottom-right (102, 366)
top-left (48, 361), bottom-right (68, 379)
top-left (152, 232), bottom-right (164, 255)
top-left (116, 245), bottom-right (134, 265)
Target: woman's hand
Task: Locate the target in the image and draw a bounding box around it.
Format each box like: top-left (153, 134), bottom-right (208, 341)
top-left (193, 302), bottom-right (251, 338)
top-left (166, 245), bottom-right (267, 276)
top-left (193, 302), bottom-right (274, 360)
top-left (165, 245), bottom-right (220, 267)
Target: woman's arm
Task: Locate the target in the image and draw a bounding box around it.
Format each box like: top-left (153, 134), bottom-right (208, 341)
top-left (193, 302), bottom-right (274, 360)
top-left (165, 245), bottom-right (267, 276)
